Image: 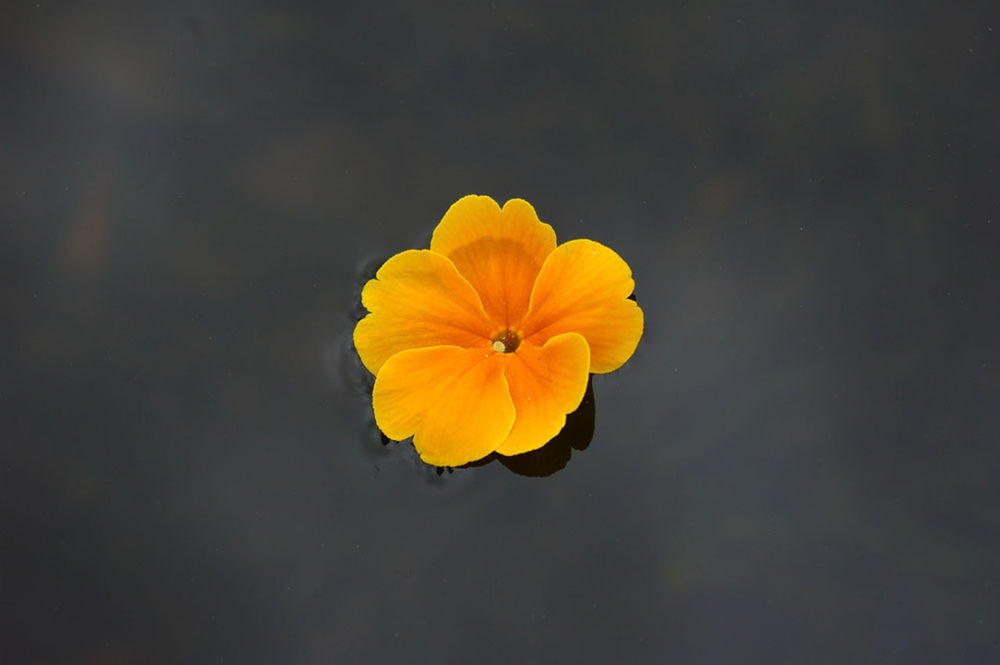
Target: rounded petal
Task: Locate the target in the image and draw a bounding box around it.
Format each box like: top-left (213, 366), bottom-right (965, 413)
top-left (520, 239), bottom-right (644, 374)
top-left (494, 332), bottom-right (591, 457)
top-left (372, 346), bottom-right (515, 466)
top-left (353, 249), bottom-right (493, 375)
top-left (430, 195), bottom-right (557, 328)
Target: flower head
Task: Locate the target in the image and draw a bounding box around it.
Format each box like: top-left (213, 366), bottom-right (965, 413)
top-left (353, 195), bottom-right (643, 467)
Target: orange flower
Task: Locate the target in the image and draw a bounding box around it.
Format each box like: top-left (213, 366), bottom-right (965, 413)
top-left (353, 195), bottom-right (643, 467)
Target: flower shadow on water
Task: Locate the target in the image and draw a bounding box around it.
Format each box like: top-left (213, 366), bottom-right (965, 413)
top-left (364, 367), bottom-right (596, 478)
top-left (472, 376), bottom-right (596, 477)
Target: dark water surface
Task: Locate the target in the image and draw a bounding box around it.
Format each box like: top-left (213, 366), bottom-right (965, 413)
top-left (3, 2), bottom-right (999, 663)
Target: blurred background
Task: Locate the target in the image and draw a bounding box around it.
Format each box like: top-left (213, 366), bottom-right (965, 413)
top-left (2, 1), bottom-right (998, 663)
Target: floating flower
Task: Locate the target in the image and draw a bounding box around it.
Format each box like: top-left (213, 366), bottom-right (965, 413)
top-left (354, 195), bottom-right (643, 467)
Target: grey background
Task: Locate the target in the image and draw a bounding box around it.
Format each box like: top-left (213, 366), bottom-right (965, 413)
top-left (2, 1), bottom-right (998, 663)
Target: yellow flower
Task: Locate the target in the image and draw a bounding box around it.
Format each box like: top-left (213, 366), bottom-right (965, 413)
top-left (353, 195), bottom-right (643, 467)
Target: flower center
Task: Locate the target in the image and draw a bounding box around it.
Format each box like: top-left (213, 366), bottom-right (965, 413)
top-left (490, 329), bottom-right (521, 354)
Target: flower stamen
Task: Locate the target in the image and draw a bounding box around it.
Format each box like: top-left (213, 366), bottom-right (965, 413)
top-left (490, 329), bottom-right (521, 353)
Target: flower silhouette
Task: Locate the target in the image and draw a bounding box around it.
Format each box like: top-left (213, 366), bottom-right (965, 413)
top-left (354, 195), bottom-right (643, 467)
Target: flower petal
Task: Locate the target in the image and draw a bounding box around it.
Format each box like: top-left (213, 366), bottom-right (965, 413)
top-left (353, 249), bottom-right (493, 375)
top-left (430, 195), bottom-right (557, 328)
top-left (521, 239), bottom-right (644, 374)
top-left (494, 332), bottom-right (591, 457)
top-left (372, 346), bottom-right (515, 466)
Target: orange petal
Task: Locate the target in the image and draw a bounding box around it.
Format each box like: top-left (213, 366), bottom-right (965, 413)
top-left (353, 250), bottom-right (492, 375)
top-left (372, 346), bottom-right (515, 466)
top-left (494, 332), bottom-right (591, 457)
top-left (520, 239), bottom-right (644, 374)
top-left (430, 195), bottom-right (557, 329)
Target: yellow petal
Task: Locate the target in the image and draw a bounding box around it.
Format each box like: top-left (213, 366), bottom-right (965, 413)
top-left (372, 346), bottom-right (515, 466)
top-left (494, 332), bottom-right (591, 457)
top-left (430, 195), bottom-right (557, 329)
top-left (353, 249), bottom-right (493, 375)
top-left (521, 239), bottom-right (644, 374)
